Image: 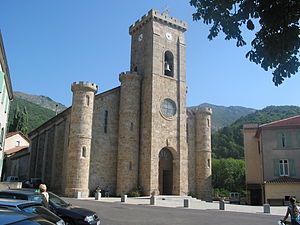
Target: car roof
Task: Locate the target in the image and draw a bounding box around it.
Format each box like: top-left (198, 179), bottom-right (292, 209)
top-left (0, 189), bottom-right (41, 195)
top-left (0, 199), bottom-right (41, 207)
top-left (0, 208), bottom-right (36, 223)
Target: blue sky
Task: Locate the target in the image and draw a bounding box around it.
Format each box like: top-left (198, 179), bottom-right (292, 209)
top-left (0, 0), bottom-right (299, 109)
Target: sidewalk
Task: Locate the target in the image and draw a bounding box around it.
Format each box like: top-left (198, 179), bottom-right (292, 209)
top-left (79, 195), bottom-right (287, 216)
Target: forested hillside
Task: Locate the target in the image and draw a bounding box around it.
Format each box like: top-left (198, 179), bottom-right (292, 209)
top-left (212, 106), bottom-right (300, 159)
top-left (8, 98), bottom-right (56, 134)
top-left (189, 103), bottom-right (256, 132)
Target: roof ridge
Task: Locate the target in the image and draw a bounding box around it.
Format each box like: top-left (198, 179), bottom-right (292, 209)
top-left (260, 115), bottom-right (300, 128)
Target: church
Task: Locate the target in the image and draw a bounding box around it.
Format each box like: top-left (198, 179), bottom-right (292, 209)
top-left (28, 9), bottom-right (212, 200)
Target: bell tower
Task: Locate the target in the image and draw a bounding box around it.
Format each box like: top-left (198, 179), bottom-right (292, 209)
top-left (129, 9), bottom-right (188, 195)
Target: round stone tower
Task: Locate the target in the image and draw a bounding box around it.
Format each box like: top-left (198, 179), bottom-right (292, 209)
top-left (116, 71), bottom-right (142, 196)
top-left (64, 81), bottom-right (98, 198)
top-left (194, 107), bottom-right (212, 201)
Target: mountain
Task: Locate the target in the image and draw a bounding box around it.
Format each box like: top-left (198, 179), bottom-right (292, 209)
top-left (14, 91), bottom-right (67, 113)
top-left (212, 105), bottom-right (300, 159)
top-left (8, 98), bottom-right (57, 134)
top-left (188, 103), bottom-right (256, 132)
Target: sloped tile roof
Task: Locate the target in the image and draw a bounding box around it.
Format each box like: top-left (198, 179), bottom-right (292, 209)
top-left (265, 176), bottom-right (300, 184)
top-left (260, 115), bottom-right (300, 128)
top-left (4, 146), bottom-right (28, 155)
top-left (6, 131), bottom-right (30, 142)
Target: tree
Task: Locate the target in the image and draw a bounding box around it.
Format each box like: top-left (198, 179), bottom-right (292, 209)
top-left (9, 105), bottom-right (29, 134)
top-left (212, 158), bottom-right (245, 192)
top-left (190, 0), bottom-right (300, 85)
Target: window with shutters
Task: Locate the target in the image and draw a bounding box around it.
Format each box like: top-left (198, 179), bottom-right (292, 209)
top-left (279, 159), bottom-right (289, 176)
top-left (277, 132), bottom-right (292, 149)
top-left (274, 159), bottom-right (296, 177)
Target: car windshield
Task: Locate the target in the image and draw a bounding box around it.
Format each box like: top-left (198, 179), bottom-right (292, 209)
top-left (21, 205), bottom-right (59, 221)
top-left (28, 195), bottom-right (43, 204)
top-left (49, 192), bottom-right (70, 208)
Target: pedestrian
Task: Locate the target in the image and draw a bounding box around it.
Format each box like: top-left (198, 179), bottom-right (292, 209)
top-left (39, 184), bottom-right (49, 208)
top-left (282, 196), bottom-right (300, 225)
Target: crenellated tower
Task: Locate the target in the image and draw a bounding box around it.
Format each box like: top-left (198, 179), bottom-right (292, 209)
top-left (194, 107), bottom-right (212, 201)
top-left (116, 72), bottom-right (142, 195)
top-left (64, 81), bottom-right (98, 198)
top-left (129, 9), bottom-right (188, 195)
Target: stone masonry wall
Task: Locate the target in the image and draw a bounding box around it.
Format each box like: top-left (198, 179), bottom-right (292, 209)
top-left (195, 108), bottom-right (212, 201)
top-left (116, 72), bottom-right (141, 195)
top-left (89, 88), bottom-right (120, 195)
top-left (64, 82), bottom-right (97, 198)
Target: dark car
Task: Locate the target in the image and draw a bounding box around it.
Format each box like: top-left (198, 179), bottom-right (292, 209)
top-left (0, 208), bottom-right (55, 225)
top-left (0, 189), bottom-right (100, 225)
top-left (0, 199), bottom-right (65, 225)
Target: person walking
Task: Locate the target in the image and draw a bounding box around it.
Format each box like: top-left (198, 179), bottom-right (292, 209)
top-left (282, 197), bottom-right (300, 225)
top-left (39, 184), bottom-right (49, 208)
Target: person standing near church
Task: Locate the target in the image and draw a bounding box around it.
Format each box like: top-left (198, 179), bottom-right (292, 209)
top-left (282, 197), bottom-right (300, 225)
top-left (39, 184), bottom-right (49, 208)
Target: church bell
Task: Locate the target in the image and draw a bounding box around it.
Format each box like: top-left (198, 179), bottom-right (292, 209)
top-left (165, 61), bottom-right (171, 72)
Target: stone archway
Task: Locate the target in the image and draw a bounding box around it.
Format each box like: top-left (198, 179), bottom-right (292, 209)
top-left (159, 148), bottom-right (173, 195)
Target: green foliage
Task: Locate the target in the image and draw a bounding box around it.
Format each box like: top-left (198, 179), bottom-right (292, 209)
top-left (212, 158), bottom-right (245, 192)
top-left (9, 105), bottom-right (29, 134)
top-left (190, 0), bottom-right (300, 85)
top-left (191, 103), bottom-right (255, 132)
top-left (212, 106), bottom-right (300, 159)
top-left (127, 188), bottom-right (141, 197)
top-left (213, 188), bottom-right (230, 198)
top-left (8, 98), bottom-right (56, 134)
top-left (187, 191), bottom-right (197, 198)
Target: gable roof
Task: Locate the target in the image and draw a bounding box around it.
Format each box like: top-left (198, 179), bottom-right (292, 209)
top-left (260, 115), bottom-right (300, 128)
top-left (5, 146), bottom-right (28, 155)
top-left (6, 131), bottom-right (30, 142)
top-left (265, 176), bottom-right (300, 184)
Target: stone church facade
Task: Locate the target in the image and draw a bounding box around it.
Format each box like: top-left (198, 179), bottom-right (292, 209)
top-left (28, 9), bottom-right (212, 200)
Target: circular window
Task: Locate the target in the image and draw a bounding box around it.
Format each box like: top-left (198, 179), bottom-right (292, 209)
top-left (161, 99), bottom-right (176, 118)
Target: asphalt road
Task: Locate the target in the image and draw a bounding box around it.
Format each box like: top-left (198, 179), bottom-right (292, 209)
top-left (65, 198), bottom-right (282, 225)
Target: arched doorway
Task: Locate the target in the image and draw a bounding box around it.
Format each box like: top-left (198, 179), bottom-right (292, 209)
top-left (159, 148), bottom-right (173, 195)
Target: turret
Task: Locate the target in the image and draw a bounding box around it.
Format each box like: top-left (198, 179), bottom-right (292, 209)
top-left (64, 81), bottom-right (98, 198)
top-left (116, 72), bottom-right (142, 195)
top-left (194, 107), bottom-right (212, 201)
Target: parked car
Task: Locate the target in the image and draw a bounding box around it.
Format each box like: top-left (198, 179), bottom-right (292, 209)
top-left (5, 176), bottom-right (19, 182)
top-left (229, 192), bottom-right (240, 204)
top-left (0, 199), bottom-right (65, 225)
top-left (0, 189), bottom-right (100, 225)
top-left (0, 208), bottom-right (55, 225)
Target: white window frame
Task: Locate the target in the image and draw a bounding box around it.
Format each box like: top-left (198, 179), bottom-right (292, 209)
top-left (279, 159), bottom-right (289, 176)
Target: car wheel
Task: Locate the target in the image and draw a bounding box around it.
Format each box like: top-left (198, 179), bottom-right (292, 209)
top-left (64, 218), bottom-right (75, 225)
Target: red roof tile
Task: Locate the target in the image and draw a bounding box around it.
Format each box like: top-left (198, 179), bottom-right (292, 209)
top-left (6, 131), bottom-right (30, 142)
top-left (265, 176), bottom-right (300, 184)
top-left (260, 115), bottom-right (300, 128)
top-left (4, 146), bottom-right (29, 155)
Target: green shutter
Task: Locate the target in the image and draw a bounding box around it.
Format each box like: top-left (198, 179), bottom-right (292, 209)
top-left (297, 133), bottom-right (300, 147)
top-left (0, 72), bottom-right (4, 93)
top-left (274, 159), bottom-right (280, 176)
top-left (286, 132), bottom-right (292, 148)
top-left (289, 159), bottom-right (296, 176)
top-left (277, 133), bottom-right (282, 148)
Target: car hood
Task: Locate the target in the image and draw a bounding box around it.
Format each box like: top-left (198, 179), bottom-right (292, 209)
top-left (64, 205), bottom-right (96, 216)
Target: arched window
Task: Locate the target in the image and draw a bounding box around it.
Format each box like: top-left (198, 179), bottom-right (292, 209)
top-left (164, 51), bottom-right (174, 77)
top-left (82, 146), bottom-right (87, 158)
